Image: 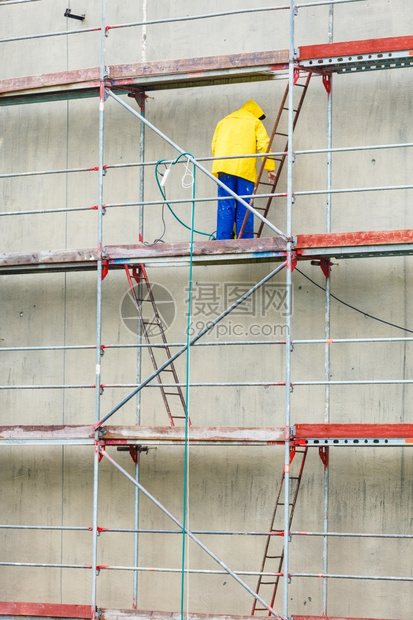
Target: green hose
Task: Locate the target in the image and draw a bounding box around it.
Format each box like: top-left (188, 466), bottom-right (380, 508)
top-left (155, 155), bottom-right (215, 239)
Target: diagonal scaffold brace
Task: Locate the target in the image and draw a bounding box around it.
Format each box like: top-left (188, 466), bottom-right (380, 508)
top-left (99, 447), bottom-right (287, 620)
top-left (105, 88), bottom-right (289, 241)
top-left (94, 260), bottom-right (287, 430)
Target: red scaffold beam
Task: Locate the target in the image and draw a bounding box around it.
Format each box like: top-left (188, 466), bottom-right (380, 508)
top-left (294, 424), bottom-right (413, 439)
top-left (299, 35), bottom-right (413, 61)
top-left (292, 616), bottom-right (401, 620)
top-left (0, 603), bottom-right (91, 619)
top-left (295, 229), bottom-right (413, 249)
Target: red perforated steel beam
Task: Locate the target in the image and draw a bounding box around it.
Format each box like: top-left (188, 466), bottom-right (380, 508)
top-left (299, 35), bottom-right (413, 61)
top-left (295, 229), bottom-right (413, 249)
top-left (0, 603), bottom-right (91, 618)
top-left (292, 616), bottom-right (399, 620)
top-left (294, 424), bottom-right (413, 439)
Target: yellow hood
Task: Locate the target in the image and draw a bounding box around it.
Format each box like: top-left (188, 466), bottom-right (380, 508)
top-left (241, 99), bottom-right (265, 119)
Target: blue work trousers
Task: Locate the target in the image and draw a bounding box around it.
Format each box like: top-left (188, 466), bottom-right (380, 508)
top-left (216, 173), bottom-right (254, 240)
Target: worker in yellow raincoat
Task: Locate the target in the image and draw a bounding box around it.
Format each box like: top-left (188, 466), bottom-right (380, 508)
top-left (211, 99), bottom-right (277, 240)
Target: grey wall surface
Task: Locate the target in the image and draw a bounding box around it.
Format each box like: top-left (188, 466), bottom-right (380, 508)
top-left (0, 1), bottom-right (412, 618)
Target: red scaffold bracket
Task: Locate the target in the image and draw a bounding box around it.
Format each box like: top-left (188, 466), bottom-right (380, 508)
top-left (101, 260), bottom-right (109, 281)
top-left (97, 442), bottom-right (106, 463)
top-left (322, 73), bottom-right (332, 95)
top-left (131, 90), bottom-right (148, 112)
top-left (319, 445), bottom-right (329, 468)
top-left (116, 445), bottom-right (150, 464)
top-left (132, 265), bottom-right (142, 284)
top-left (288, 252), bottom-right (298, 273)
top-left (311, 258), bottom-right (333, 278)
top-left (320, 257), bottom-right (332, 278)
top-left (293, 66), bottom-right (300, 85)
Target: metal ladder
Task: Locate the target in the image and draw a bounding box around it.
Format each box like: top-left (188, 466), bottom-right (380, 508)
top-left (251, 444), bottom-right (308, 615)
top-left (124, 263), bottom-right (190, 427)
top-left (239, 71), bottom-right (312, 239)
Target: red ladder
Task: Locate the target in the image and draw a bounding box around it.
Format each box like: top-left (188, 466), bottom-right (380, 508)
top-left (251, 445), bottom-right (308, 615)
top-left (239, 72), bottom-right (312, 239)
top-left (124, 264), bottom-right (190, 427)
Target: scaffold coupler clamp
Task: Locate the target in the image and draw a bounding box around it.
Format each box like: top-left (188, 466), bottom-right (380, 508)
top-left (116, 444), bottom-right (152, 464)
top-left (311, 257), bottom-right (334, 278)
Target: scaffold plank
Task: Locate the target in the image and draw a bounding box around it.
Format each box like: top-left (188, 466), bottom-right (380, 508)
top-left (0, 425), bottom-right (285, 445)
top-left (292, 616), bottom-right (400, 620)
top-left (0, 603), bottom-right (91, 619)
top-left (294, 424), bottom-right (413, 439)
top-left (296, 230), bottom-right (413, 248)
top-left (0, 50), bottom-right (288, 105)
top-left (101, 425), bottom-right (285, 445)
top-left (0, 238), bottom-right (287, 274)
top-left (299, 35), bottom-right (413, 73)
top-left (299, 35), bottom-right (413, 61)
top-left (106, 237), bottom-right (286, 266)
top-left (0, 248), bottom-right (99, 273)
top-left (1, 230), bottom-right (413, 275)
top-left (295, 229), bottom-right (413, 259)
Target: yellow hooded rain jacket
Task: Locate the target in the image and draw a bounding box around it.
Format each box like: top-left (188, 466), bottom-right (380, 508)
top-left (211, 99), bottom-right (275, 184)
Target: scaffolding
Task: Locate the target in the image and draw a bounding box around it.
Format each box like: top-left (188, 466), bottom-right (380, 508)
top-left (0, 2), bottom-right (412, 620)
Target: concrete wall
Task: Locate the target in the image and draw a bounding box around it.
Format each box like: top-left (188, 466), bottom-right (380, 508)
top-left (0, 0), bottom-right (412, 618)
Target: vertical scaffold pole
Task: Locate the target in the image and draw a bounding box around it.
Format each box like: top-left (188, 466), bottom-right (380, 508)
top-left (282, 2), bottom-right (297, 618)
top-left (91, 0), bottom-right (107, 615)
top-left (322, 5), bottom-right (334, 614)
top-left (133, 11), bottom-right (147, 600)
top-left (132, 0), bottom-right (148, 609)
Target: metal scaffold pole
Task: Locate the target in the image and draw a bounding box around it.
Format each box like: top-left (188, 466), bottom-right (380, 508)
top-left (132, 2), bottom-right (148, 606)
top-left (91, 0), bottom-right (108, 615)
top-left (282, 2), bottom-right (297, 617)
top-left (322, 4), bottom-right (334, 614)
